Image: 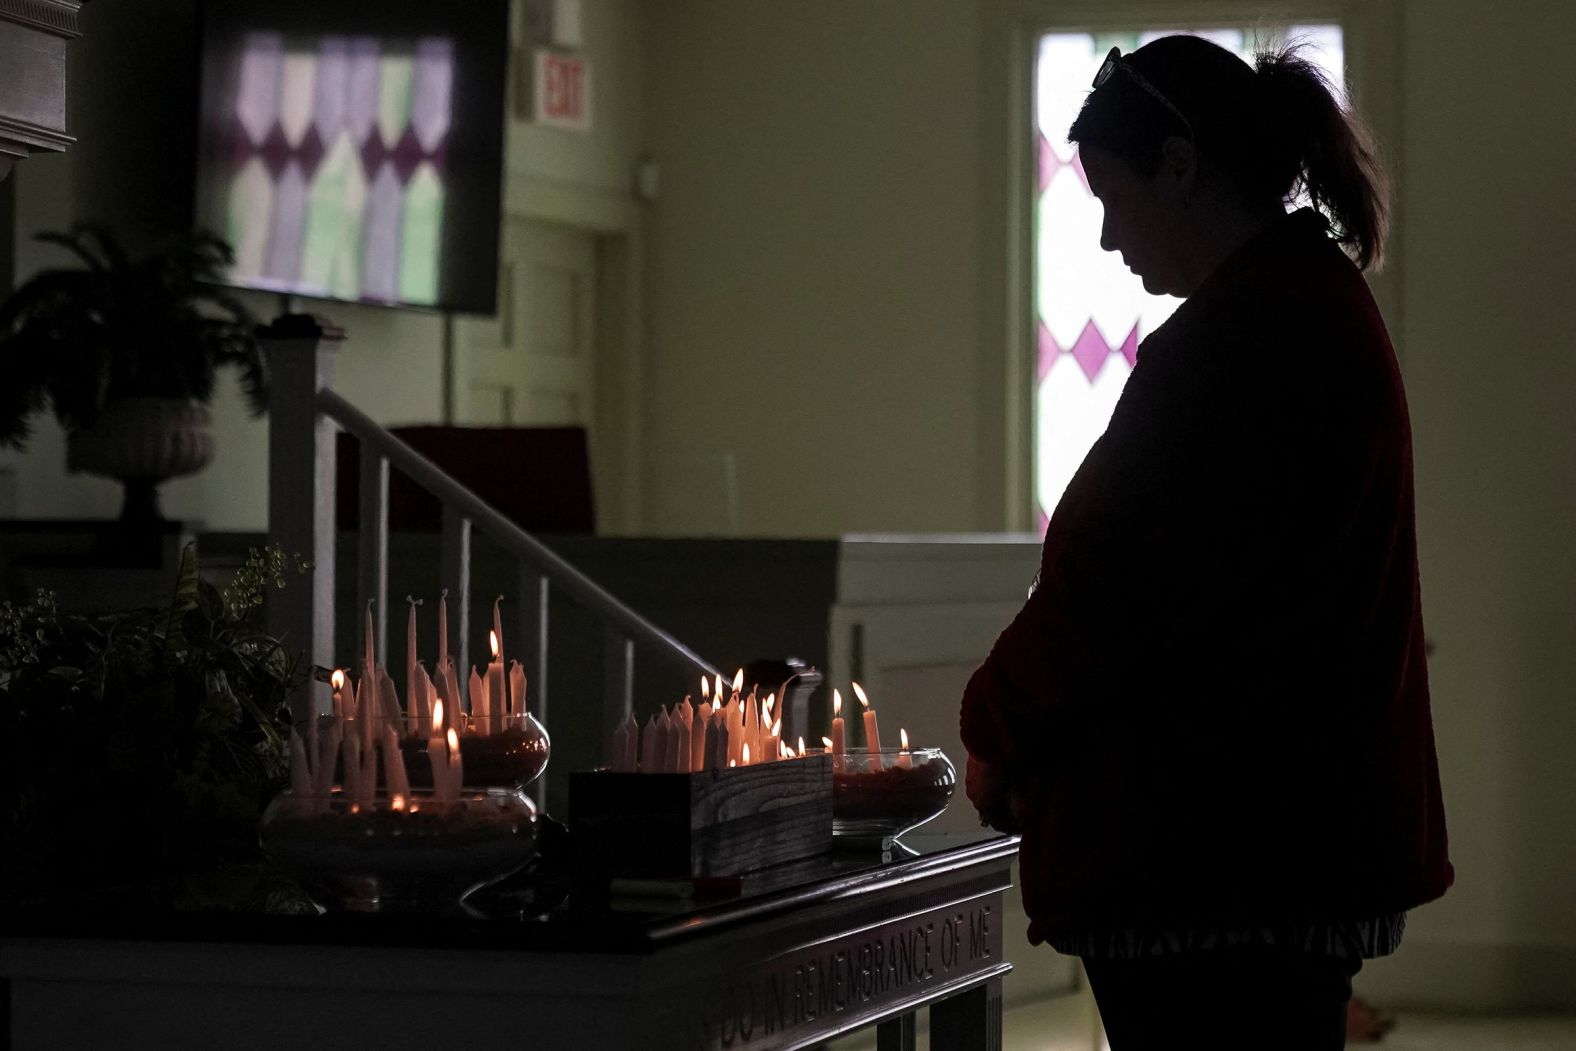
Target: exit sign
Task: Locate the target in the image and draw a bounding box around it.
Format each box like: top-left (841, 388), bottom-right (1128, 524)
top-left (533, 49), bottom-right (592, 132)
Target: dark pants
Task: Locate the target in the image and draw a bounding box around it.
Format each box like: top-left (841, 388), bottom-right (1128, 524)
top-left (1083, 948), bottom-right (1360, 1050)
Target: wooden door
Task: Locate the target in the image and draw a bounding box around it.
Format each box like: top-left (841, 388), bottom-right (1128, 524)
top-left (457, 217), bottom-right (596, 428)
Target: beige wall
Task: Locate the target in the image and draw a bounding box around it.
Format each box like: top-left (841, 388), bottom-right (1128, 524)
top-left (643, 0), bottom-right (985, 537)
top-left (640, 0), bottom-right (1576, 1010)
top-left (1376, 0), bottom-right (1576, 1010)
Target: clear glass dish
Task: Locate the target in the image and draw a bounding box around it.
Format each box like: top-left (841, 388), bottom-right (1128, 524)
top-left (831, 747), bottom-right (956, 850)
top-left (396, 711), bottom-right (551, 790)
top-left (260, 787), bottom-right (539, 915)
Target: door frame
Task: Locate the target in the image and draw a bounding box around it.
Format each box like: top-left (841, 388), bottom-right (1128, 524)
top-left (482, 173), bottom-right (647, 536)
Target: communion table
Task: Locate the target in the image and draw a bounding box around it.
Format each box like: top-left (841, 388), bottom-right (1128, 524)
top-left (1, 832), bottom-right (1018, 1051)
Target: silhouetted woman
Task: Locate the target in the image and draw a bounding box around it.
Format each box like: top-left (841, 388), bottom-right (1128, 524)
top-left (961, 35), bottom-right (1451, 1049)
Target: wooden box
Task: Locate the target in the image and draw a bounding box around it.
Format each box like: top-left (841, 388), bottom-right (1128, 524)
top-left (569, 753), bottom-right (832, 879)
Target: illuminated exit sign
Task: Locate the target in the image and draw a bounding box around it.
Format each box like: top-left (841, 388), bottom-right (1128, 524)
top-left (533, 50), bottom-right (592, 132)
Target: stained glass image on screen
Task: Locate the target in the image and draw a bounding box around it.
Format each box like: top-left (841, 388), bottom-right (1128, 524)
top-left (194, 1), bottom-right (507, 314)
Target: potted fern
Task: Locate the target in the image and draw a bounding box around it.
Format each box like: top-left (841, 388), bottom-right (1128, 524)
top-left (0, 224), bottom-right (267, 523)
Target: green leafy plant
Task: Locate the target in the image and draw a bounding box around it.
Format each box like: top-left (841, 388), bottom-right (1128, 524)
top-left (0, 223), bottom-right (266, 450)
top-left (0, 544), bottom-right (310, 906)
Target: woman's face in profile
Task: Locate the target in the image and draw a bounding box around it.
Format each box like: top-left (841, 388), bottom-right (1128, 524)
top-left (1082, 144), bottom-right (1191, 298)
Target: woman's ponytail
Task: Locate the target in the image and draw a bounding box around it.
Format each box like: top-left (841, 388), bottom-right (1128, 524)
top-left (1255, 45), bottom-right (1389, 271)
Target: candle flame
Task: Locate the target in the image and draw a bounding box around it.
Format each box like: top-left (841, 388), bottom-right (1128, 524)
top-left (822, 736), bottom-right (834, 749)
top-left (729, 759), bottom-right (737, 768)
top-left (447, 727), bottom-right (460, 757)
top-left (900, 728), bottom-right (910, 750)
top-left (392, 794), bottom-right (406, 811)
top-left (490, 630), bottom-right (500, 659)
top-left (799, 736), bottom-right (806, 755)
top-left (732, 669), bottom-right (744, 694)
top-left (714, 673), bottom-right (723, 699)
top-left (701, 677), bottom-right (710, 700)
top-left (764, 693), bottom-right (774, 717)
top-left (331, 669), bottom-right (346, 692)
top-left (771, 718), bottom-right (782, 737)
top-left (432, 698), bottom-right (444, 734)
top-left (833, 688), bottom-right (842, 716)
top-left (742, 743), bottom-right (751, 764)
top-left (852, 681), bottom-right (871, 709)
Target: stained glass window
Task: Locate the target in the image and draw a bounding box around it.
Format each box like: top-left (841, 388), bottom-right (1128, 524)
top-left (211, 32), bottom-right (455, 307)
top-left (1032, 26), bottom-right (1344, 530)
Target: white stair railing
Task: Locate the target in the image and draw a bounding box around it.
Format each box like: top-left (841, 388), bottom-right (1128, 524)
top-left (262, 316), bottom-right (720, 804)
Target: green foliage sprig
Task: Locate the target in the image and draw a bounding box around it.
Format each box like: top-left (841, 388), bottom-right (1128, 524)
top-left (0, 543), bottom-right (308, 905)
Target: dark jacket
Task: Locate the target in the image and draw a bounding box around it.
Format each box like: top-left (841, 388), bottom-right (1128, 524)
top-left (960, 209), bottom-right (1452, 939)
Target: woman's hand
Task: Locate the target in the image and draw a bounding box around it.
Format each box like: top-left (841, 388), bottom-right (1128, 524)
top-left (966, 754), bottom-right (1021, 833)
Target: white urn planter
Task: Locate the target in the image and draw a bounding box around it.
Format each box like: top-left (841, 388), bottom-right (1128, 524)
top-left (66, 397), bottom-right (214, 523)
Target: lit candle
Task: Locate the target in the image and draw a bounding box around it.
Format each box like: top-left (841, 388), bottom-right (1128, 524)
top-left (767, 717), bottom-right (782, 763)
top-left (330, 668), bottom-right (347, 721)
top-left (486, 630), bottom-right (506, 734)
top-left (428, 698), bottom-right (448, 793)
top-left (492, 595), bottom-right (504, 666)
top-left (897, 727), bottom-right (912, 769)
top-left (798, 736), bottom-right (806, 758)
top-left (853, 681), bottom-right (880, 754)
top-left (742, 689), bottom-right (758, 761)
top-left (510, 660), bottom-right (527, 718)
top-left (447, 727), bottom-right (464, 796)
top-left (831, 689), bottom-right (846, 756)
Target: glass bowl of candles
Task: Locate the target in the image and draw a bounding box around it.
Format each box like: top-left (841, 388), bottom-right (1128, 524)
top-left (396, 711), bottom-right (551, 791)
top-left (830, 743), bottom-right (957, 849)
top-left (260, 787), bottom-right (540, 915)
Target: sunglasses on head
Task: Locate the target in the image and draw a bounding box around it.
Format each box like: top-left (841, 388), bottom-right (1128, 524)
top-left (1092, 46), bottom-right (1194, 140)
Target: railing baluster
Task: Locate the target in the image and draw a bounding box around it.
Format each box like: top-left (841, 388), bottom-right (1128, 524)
top-left (603, 628), bottom-right (634, 733)
top-left (440, 506), bottom-right (472, 683)
top-left (516, 563), bottom-right (549, 809)
top-left (516, 563), bottom-right (549, 725)
top-left (357, 448), bottom-right (389, 667)
top-left (263, 318), bottom-right (342, 726)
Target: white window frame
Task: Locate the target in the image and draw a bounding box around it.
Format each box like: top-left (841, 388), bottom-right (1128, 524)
top-left (978, 0), bottom-right (1404, 531)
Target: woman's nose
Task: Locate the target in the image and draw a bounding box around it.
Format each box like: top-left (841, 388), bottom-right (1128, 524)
top-left (1099, 216), bottom-right (1117, 254)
